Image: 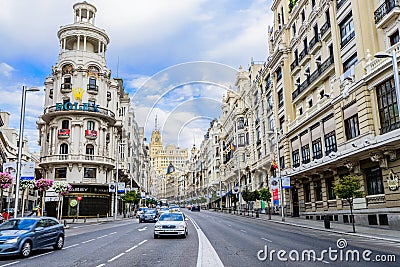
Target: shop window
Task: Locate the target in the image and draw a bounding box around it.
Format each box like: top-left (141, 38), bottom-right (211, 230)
top-left (314, 180), bottom-right (322, 201)
top-left (368, 215), bottom-right (378, 225)
top-left (304, 183), bottom-right (311, 202)
top-left (326, 177), bottom-right (336, 200)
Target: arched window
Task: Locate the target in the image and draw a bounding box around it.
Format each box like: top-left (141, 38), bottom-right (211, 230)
top-left (87, 121), bottom-right (95, 130)
top-left (59, 144), bottom-right (68, 160)
top-left (88, 77), bottom-right (97, 90)
top-left (62, 120), bottom-right (69, 129)
top-left (86, 144), bottom-right (94, 160)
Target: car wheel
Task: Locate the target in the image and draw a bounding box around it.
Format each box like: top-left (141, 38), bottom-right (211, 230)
top-left (54, 235), bottom-right (64, 250)
top-left (20, 241), bottom-right (32, 258)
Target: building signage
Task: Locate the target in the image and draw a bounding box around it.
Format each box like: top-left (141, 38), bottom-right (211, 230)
top-left (69, 184), bottom-right (110, 194)
top-left (55, 102), bottom-right (99, 112)
top-left (3, 162), bottom-right (35, 181)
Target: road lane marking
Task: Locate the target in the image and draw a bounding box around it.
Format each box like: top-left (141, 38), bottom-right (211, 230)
top-left (138, 240), bottom-right (148, 246)
top-left (138, 226), bottom-right (147, 232)
top-left (240, 229), bottom-right (247, 233)
top-left (63, 244), bottom-right (79, 249)
top-left (108, 252), bottom-right (125, 262)
top-left (0, 262), bottom-right (20, 267)
top-left (96, 264), bottom-right (105, 267)
top-left (97, 234), bottom-right (110, 239)
top-left (82, 238), bottom-right (96, 244)
top-left (29, 251), bottom-right (54, 259)
top-left (125, 245), bottom-right (138, 252)
top-left (261, 238), bottom-right (272, 243)
top-left (188, 216), bottom-right (224, 267)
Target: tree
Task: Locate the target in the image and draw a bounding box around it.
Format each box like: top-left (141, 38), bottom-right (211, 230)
top-left (259, 188), bottom-right (272, 219)
top-left (53, 181), bottom-right (72, 220)
top-left (334, 175), bottom-right (364, 233)
top-left (121, 190), bottom-right (140, 205)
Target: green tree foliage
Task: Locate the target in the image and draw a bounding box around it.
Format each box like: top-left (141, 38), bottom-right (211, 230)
top-left (334, 175), bottom-right (364, 233)
top-left (121, 190), bottom-right (140, 205)
top-left (259, 188), bottom-right (272, 202)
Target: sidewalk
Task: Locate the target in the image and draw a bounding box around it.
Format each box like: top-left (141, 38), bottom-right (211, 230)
top-left (62, 214), bottom-right (135, 227)
top-left (211, 209), bottom-right (400, 243)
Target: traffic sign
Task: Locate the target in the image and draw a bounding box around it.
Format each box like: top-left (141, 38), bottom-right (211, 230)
top-left (77, 195), bottom-right (83, 201)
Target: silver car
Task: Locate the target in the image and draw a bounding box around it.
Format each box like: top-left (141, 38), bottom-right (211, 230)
top-left (154, 212), bottom-right (188, 238)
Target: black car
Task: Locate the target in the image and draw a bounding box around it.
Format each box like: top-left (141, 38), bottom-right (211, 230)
top-left (191, 205), bottom-right (200, 212)
top-left (139, 209), bottom-right (158, 223)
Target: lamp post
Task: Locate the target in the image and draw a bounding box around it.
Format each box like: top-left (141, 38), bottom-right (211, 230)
top-left (275, 128), bottom-right (285, 222)
top-left (14, 86), bottom-right (39, 218)
top-left (114, 139), bottom-right (119, 221)
top-left (375, 49), bottom-right (400, 122)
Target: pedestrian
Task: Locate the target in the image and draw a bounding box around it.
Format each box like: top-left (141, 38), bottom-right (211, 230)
top-left (36, 207), bottom-right (42, 217)
top-left (2, 209), bottom-right (10, 220)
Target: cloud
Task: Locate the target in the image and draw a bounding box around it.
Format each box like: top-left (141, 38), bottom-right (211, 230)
top-left (0, 63), bottom-right (14, 77)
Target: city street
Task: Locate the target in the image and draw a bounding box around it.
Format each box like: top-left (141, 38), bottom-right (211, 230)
top-left (0, 210), bottom-right (398, 266)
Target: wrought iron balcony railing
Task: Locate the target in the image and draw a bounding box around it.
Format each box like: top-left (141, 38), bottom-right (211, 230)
top-left (375, 0), bottom-right (399, 24)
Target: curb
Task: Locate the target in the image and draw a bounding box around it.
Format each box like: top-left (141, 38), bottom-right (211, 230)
top-left (211, 210), bottom-right (400, 244)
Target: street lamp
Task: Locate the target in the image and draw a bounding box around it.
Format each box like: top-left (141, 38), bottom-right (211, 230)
top-left (275, 128), bottom-right (285, 222)
top-left (375, 50), bottom-right (400, 122)
top-left (14, 85), bottom-right (40, 218)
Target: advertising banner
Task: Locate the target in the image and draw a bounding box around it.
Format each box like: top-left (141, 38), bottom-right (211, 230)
top-left (21, 162), bottom-right (35, 181)
top-left (3, 162), bottom-right (17, 181)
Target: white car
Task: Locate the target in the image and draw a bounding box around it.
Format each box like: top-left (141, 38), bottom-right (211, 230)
top-left (154, 212), bottom-right (188, 238)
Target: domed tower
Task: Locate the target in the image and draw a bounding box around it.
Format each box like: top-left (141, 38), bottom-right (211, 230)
top-left (37, 1), bottom-right (123, 218)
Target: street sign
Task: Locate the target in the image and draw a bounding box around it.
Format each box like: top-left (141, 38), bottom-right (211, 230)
top-left (109, 183), bottom-right (116, 192)
top-left (77, 195), bottom-right (83, 201)
top-left (21, 162), bottom-right (35, 181)
top-left (117, 182), bottom-right (125, 193)
top-left (282, 177), bottom-right (291, 188)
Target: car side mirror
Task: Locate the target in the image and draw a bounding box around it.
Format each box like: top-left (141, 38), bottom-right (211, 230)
top-left (35, 226), bottom-right (44, 231)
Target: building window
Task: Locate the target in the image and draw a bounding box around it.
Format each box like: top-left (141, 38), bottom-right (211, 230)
top-left (276, 67), bottom-right (282, 81)
top-left (312, 138), bottom-right (322, 159)
top-left (292, 23), bottom-right (297, 37)
top-left (301, 9), bottom-right (306, 22)
top-left (279, 116), bottom-right (285, 130)
top-left (389, 30), bottom-right (399, 46)
top-left (245, 132), bottom-right (250, 145)
top-left (301, 144), bottom-right (310, 164)
top-left (269, 116), bottom-right (274, 131)
top-left (292, 149), bottom-right (300, 167)
top-left (278, 90), bottom-right (284, 107)
top-left (326, 177), bottom-right (336, 200)
top-left (343, 53), bottom-right (357, 72)
top-left (61, 120), bottom-right (69, 129)
top-left (366, 167), bottom-right (384, 195)
top-left (55, 167), bottom-right (67, 179)
top-left (304, 183), bottom-right (311, 202)
top-left (87, 121), bottom-right (95, 131)
top-left (238, 133), bottom-right (245, 147)
top-left (279, 155), bottom-right (285, 169)
top-left (88, 77), bottom-right (97, 90)
top-left (59, 144), bottom-right (68, 160)
top-left (314, 180), bottom-right (322, 201)
top-left (84, 167), bottom-right (97, 179)
top-left (324, 131), bottom-right (337, 155)
top-left (257, 148), bottom-right (262, 160)
top-left (344, 114), bottom-right (360, 140)
top-left (238, 117), bottom-right (245, 129)
top-left (86, 144), bottom-right (94, 160)
top-left (377, 78), bottom-right (399, 134)
top-left (340, 13), bottom-right (355, 48)
top-left (308, 98), bottom-right (313, 108)
top-left (312, 0), bottom-right (316, 7)
top-left (63, 98), bottom-right (70, 105)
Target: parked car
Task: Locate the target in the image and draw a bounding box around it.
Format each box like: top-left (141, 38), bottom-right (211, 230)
top-left (0, 217), bottom-right (64, 257)
top-left (139, 209), bottom-right (158, 223)
top-left (154, 212), bottom-right (188, 238)
top-left (191, 205), bottom-right (200, 212)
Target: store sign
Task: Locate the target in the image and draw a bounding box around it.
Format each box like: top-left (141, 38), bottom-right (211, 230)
top-left (55, 102), bottom-right (99, 112)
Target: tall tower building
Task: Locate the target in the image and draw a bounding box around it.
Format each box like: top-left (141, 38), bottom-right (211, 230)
top-left (37, 2), bottom-right (130, 217)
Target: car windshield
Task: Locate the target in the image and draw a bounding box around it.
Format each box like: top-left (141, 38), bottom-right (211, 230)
top-left (160, 208), bottom-right (169, 211)
top-left (0, 219), bottom-right (36, 230)
top-left (159, 213), bottom-right (183, 221)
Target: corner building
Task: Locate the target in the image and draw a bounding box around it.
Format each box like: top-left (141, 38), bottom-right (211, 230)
top-left (37, 2), bottom-right (135, 217)
top-left (268, 0), bottom-right (400, 229)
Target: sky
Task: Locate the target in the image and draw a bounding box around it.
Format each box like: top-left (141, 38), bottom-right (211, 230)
top-left (0, 0), bottom-right (273, 154)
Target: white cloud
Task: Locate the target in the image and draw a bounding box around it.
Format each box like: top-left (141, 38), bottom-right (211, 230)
top-left (0, 62), bottom-right (14, 77)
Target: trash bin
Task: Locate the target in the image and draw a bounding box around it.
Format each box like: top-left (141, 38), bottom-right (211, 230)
top-left (324, 215), bottom-right (330, 229)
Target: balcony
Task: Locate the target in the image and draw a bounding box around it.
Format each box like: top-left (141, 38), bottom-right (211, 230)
top-left (42, 105), bottom-right (116, 124)
top-left (58, 129), bottom-right (70, 138)
top-left (292, 56), bottom-right (334, 101)
top-left (290, 58), bottom-right (299, 73)
top-left (85, 130), bottom-right (98, 139)
top-left (308, 35), bottom-right (321, 54)
top-left (61, 83), bottom-right (72, 93)
top-left (320, 22), bottom-right (331, 41)
top-left (298, 48), bottom-right (309, 64)
top-left (375, 0), bottom-right (400, 28)
top-left (39, 154), bottom-right (115, 168)
top-left (87, 84), bottom-right (99, 94)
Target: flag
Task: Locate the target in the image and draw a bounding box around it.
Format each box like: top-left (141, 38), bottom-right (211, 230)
top-left (271, 160), bottom-right (278, 170)
top-left (230, 143), bottom-right (237, 151)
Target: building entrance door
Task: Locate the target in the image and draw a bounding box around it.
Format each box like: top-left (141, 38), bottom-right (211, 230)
top-left (292, 187), bottom-right (299, 217)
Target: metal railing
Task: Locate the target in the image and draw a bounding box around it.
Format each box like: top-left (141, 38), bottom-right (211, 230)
top-left (374, 0), bottom-right (399, 24)
top-left (320, 21), bottom-right (330, 37)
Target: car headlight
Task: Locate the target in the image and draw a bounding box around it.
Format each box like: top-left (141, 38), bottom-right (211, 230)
top-left (5, 237), bottom-right (19, 244)
top-left (177, 225), bottom-right (185, 229)
top-left (155, 225), bottom-right (162, 229)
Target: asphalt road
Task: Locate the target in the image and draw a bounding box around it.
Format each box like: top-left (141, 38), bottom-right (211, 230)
top-left (0, 210), bottom-right (398, 266)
